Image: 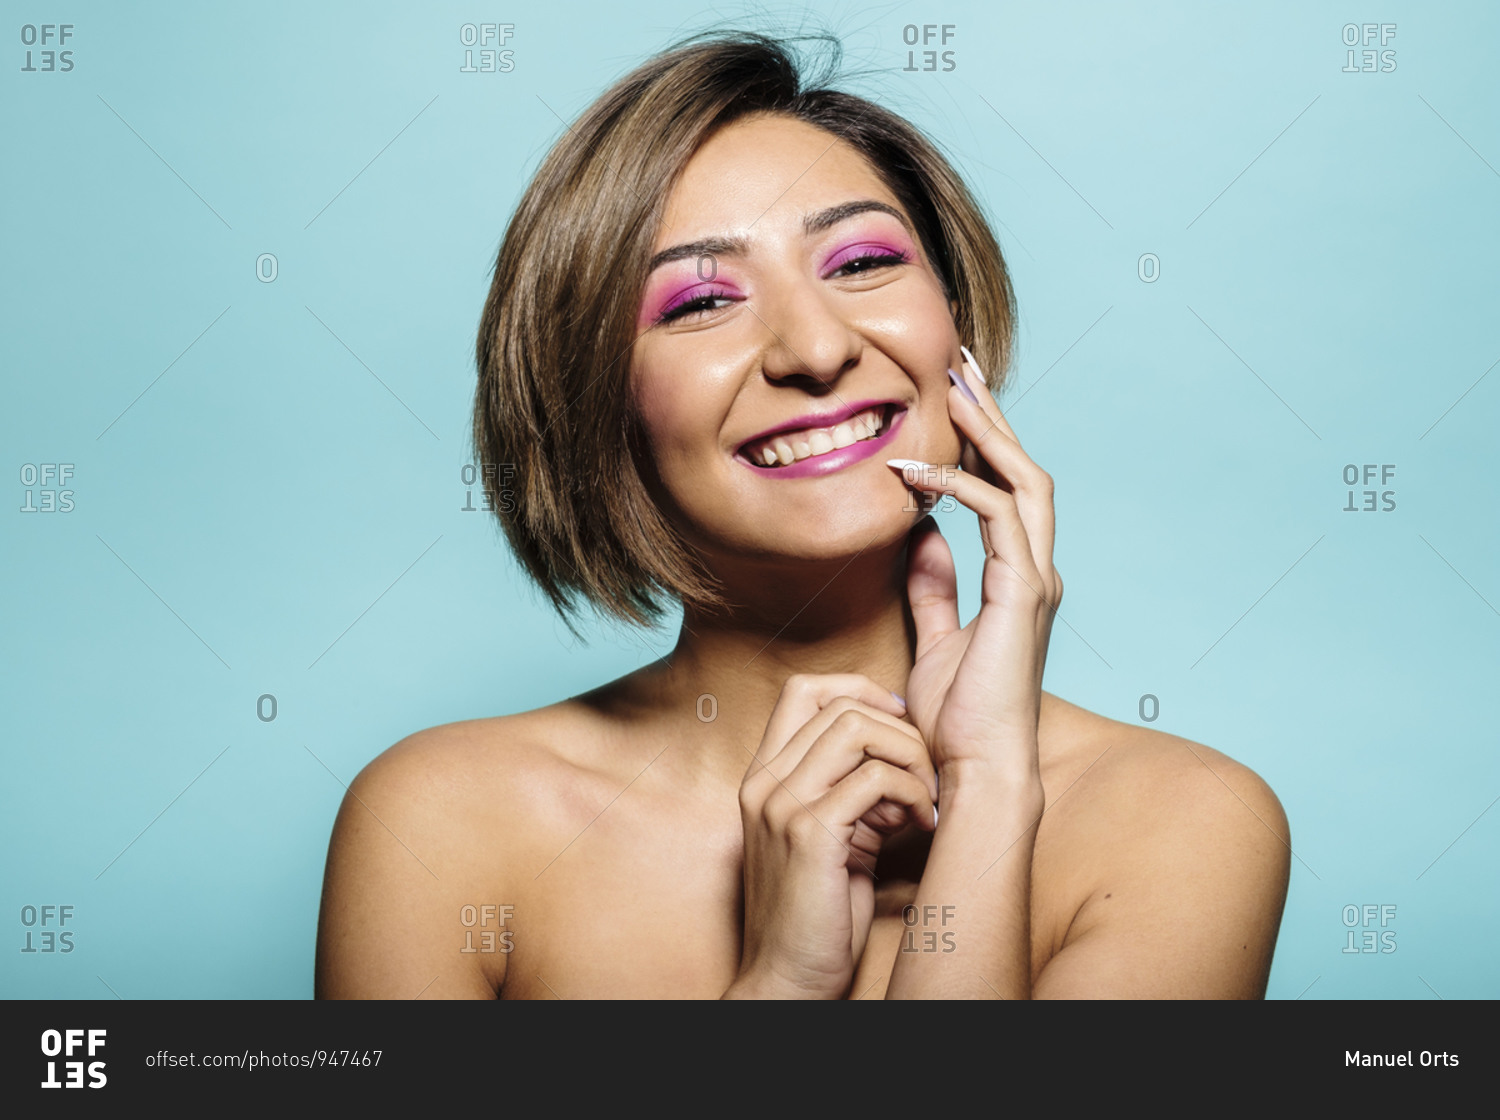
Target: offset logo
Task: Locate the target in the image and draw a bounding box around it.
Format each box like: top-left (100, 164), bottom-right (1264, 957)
top-left (40, 1029), bottom-right (107, 1089)
top-left (458, 23), bottom-right (514, 73)
top-left (19, 24), bottom-right (75, 73)
top-left (19, 463), bottom-right (75, 513)
top-left (19, 903), bottom-right (76, 953)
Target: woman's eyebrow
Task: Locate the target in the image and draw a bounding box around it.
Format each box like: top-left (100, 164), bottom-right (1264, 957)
top-left (648, 234), bottom-right (748, 274)
top-left (646, 200), bottom-right (911, 274)
top-left (802, 199), bottom-right (910, 236)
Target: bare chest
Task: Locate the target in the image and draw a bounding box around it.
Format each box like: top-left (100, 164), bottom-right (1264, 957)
top-left (497, 821), bottom-right (1071, 999)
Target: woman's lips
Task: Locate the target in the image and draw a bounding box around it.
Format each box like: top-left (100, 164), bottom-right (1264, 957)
top-left (736, 405), bottom-right (907, 479)
top-left (741, 403), bottom-right (887, 466)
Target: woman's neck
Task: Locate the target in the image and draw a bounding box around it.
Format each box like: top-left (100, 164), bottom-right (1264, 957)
top-left (630, 545), bottom-right (918, 776)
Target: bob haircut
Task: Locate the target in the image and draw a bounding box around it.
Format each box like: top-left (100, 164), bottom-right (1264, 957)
top-left (474, 29), bottom-right (1017, 630)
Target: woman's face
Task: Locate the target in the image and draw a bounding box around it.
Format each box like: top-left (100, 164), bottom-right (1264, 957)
top-left (630, 112), bottom-right (964, 572)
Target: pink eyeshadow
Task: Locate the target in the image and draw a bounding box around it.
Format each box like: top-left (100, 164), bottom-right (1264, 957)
top-left (639, 277), bottom-right (736, 327)
top-left (821, 235), bottom-right (913, 274)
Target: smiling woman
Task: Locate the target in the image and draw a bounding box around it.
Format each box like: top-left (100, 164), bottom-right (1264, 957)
top-left (313, 29), bottom-right (1291, 1000)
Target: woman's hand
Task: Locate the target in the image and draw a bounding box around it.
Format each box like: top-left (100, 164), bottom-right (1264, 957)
top-left (726, 674), bottom-right (937, 999)
top-left (889, 346), bottom-right (1063, 789)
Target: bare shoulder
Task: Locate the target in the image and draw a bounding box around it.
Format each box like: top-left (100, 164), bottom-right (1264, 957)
top-left (1040, 692), bottom-right (1289, 851)
top-left (1032, 694), bottom-right (1291, 998)
top-left (314, 699), bottom-right (609, 1000)
top-left (348, 705), bottom-right (585, 826)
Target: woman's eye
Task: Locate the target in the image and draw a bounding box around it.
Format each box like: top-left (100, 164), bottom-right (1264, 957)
top-left (658, 292), bottom-right (735, 323)
top-left (654, 251), bottom-right (907, 324)
top-left (829, 251), bottom-right (909, 278)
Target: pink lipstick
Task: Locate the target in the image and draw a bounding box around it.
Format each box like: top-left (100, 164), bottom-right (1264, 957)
top-left (735, 402), bottom-right (908, 480)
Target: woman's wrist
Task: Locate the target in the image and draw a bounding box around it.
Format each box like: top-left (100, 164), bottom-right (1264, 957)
top-left (721, 957), bottom-right (832, 1000)
top-left (721, 974), bottom-right (822, 1000)
top-left (937, 752), bottom-right (1044, 813)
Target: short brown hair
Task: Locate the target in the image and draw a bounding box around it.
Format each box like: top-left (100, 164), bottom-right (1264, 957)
top-left (474, 30), bottom-right (1016, 629)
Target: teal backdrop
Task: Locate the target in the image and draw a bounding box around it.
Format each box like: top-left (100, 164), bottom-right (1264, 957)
top-left (3, 0), bottom-right (1496, 999)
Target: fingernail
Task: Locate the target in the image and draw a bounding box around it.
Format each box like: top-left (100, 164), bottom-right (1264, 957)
top-left (886, 458), bottom-right (930, 471)
top-left (948, 367), bottom-right (979, 405)
top-left (890, 691), bottom-right (906, 708)
top-left (932, 804), bottom-right (940, 827)
top-left (959, 344), bottom-right (985, 379)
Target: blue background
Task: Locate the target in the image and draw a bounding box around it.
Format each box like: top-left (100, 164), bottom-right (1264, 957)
top-left (3, 0), bottom-right (1496, 999)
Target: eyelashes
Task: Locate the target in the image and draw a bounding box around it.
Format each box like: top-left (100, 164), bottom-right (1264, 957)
top-left (653, 248), bottom-right (911, 325)
top-left (822, 243), bottom-right (910, 276)
top-left (656, 285), bottom-right (738, 324)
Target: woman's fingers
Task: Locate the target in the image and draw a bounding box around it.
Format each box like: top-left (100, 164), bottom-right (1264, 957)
top-left (959, 345), bottom-right (1023, 445)
top-left (777, 703), bottom-right (938, 804)
top-left (954, 351), bottom-right (1057, 574)
top-left (811, 759), bottom-right (937, 838)
top-left (752, 673), bottom-right (908, 768)
top-left (751, 696), bottom-right (929, 793)
top-left (905, 517), bottom-right (960, 663)
top-left (887, 457), bottom-right (1052, 606)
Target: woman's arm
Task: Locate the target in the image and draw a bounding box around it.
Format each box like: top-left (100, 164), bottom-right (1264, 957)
top-left (1032, 742), bottom-right (1290, 999)
top-left (315, 734), bottom-right (501, 999)
top-left (885, 351), bottom-right (1289, 997)
top-left (886, 764), bottom-right (1044, 998)
top-left (890, 733), bottom-right (1290, 998)
top-left (885, 349), bottom-right (1060, 998)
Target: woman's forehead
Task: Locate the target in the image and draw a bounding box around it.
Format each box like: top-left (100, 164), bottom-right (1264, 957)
top-left (654, 115), bottom-right (903, 249)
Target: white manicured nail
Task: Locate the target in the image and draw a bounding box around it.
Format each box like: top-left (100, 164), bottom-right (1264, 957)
top-left (959, 344), bottom-right (984, 379)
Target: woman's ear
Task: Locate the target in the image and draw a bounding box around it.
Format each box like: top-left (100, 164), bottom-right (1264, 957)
top-left (948, 298), bottom-right (959, 319)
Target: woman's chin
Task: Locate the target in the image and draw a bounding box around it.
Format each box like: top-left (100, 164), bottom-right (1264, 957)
top-left (708, 503), bottom-right (925, 567)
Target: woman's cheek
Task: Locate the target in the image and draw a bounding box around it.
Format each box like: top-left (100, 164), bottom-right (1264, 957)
top-left (631, 366), bottom-right (716, 491)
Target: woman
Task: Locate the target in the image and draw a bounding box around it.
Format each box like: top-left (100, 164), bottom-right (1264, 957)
top-left (315, 30), bottom-right (1290, 999)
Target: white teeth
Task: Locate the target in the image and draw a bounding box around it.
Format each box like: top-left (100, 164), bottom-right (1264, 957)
top-left (747, 407), bottom-right (887, 467)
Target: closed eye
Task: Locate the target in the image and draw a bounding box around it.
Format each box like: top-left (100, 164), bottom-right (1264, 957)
top-left (657, 289), bottom-right (737, 324)
top-left (824, 249), bottom-right (910, 279)
top-left (654, 250), bottom-right (911, 325)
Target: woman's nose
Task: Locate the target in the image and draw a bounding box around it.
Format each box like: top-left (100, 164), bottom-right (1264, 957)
top-left (752, 278), bottom-right (863, 389)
